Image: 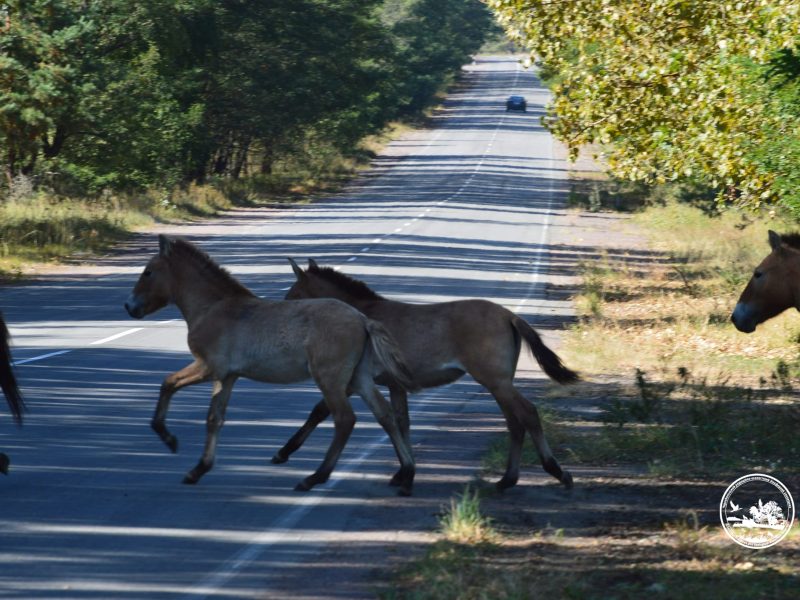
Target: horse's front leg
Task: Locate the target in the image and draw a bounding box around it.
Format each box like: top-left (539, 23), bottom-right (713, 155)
top-left (0, 452), bottom-right (9, 475)
top-left (183, 375), bottom-right (237, 484)
top-left (271, 398), bottom-right (331, 464)
top-left (153, 360), bottom-right (212, 453)
top-left (294, 391), bottom-right (355, 492)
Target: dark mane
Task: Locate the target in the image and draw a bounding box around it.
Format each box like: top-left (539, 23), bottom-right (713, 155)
top-left (780, 232), bottom-right (800, 250)
top-left (308, 264), bottom-right (384, 301)
top-left (168, 238), bottom-right (255, 297)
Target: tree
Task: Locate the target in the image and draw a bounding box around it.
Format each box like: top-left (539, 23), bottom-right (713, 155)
top-left (485, 1), bottom-right (800, 208)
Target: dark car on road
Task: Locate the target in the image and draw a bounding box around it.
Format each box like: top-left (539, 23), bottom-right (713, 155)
top-left (506, 95), bottom-right (527, 112)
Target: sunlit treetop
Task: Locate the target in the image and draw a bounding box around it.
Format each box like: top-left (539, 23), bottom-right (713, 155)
top-left (485, 0), bottom-right (800, 207)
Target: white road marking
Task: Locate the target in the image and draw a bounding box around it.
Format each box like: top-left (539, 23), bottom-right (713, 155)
top-left (89, 328), bottom-right (144, 346)
top-left (12, 350), bottom-right (72, 366)
top-left (14, 319), bottom-right (181, 365)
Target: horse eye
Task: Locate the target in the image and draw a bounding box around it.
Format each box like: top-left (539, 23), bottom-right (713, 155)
top-left (753, 270), bottom-right (763, 280)
top-left (144, 270), bottom-right (152, 277)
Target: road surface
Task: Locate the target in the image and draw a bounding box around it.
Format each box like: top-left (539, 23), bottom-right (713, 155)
top-left (0, 56), bottom-right (578, 599)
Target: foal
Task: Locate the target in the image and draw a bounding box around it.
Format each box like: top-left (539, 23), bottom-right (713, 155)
top-left (278, 259), bottom-right (579, 491)
top-left (125, 236), bottom-right (417, 495)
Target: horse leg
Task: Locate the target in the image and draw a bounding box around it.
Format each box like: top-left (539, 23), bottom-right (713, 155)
top-left (153, 359), bottom-right (212, 453)
top-left (354, 379), bottom-right (415, 496)
top-left (271, 398), bottom-right (331, 464)
top-left (0, 452), bottom-right (8, 475)
top-left (183, 375), bottom-right (237, 484)
top-left (294, 392), bottom-right (355, 492)
top-left (493, 402), bottom-right (526, 491)
top-left (487, 381), bottom-right (572, 489)
top-left (388, 384), bottom-right (411, 487)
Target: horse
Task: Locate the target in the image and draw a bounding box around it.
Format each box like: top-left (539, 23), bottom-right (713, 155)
top-left (125, 236), bottom-right (418, 495)
top-left (278, 258), bottom-right (580, 491)
top-left (0, 311), bottom-right (25, 475)
top-left (732, 230), bottom-right (800, 333)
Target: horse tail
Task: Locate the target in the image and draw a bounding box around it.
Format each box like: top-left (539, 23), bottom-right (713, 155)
top-left (0, 312), bottom-right (24, 425)
top-left (363, 319), bottom-right (419, 392)
top-left (511, 315), bottom-right (579, 385)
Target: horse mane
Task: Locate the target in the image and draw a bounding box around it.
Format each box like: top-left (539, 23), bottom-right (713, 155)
top-left (308, 263), bottom-right (385, 301)
top-left (780, 232), bottom-right (800, 250)
top-left (167, 238), bottom-right (255, 297)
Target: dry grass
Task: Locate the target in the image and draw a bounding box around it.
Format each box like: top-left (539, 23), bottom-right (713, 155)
top-left (388, 194), bottom-right (800, 600)
top-left (564, 200), bottom-right (800, 385)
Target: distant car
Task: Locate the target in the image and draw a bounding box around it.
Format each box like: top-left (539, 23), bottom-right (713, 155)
top-left (506, 95), bottom-right (527, 112)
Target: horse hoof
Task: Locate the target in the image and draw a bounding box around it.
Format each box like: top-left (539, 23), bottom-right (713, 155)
top-left (271, 452), bottom-right (288, 464)
top-left (397, 485), bottom-right (413, 497)
top-left (388, 470), bottom-right (403, 487)
top-left (165, 437), bottom-right (178, 453)
top-left (494, 477), bottom-right (517, 492)
top-left (561, 471), bottom-right (574, 490)
top-left (182, 474), bottom-right (199, 485)
top-left (294, 480), bottom-right (312, 492)
top-left (0, 454), bottom-right (9, 475)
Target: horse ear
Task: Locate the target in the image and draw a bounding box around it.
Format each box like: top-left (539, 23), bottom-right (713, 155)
top-left (768, 230), bottom-right (783, 252)
top-left (158, 235), bottom-right (174, 257)
top-left (308, 258), bottom-right (319, 271)
top-left (287, 258), bottom-right (305, 280)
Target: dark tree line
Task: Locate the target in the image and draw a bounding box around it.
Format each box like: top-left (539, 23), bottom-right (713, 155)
top-left (0, 0), bottom-right (492, 194)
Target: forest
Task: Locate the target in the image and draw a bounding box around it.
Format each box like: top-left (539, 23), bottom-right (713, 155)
top-left (0, 0), bottom-right (492, 196)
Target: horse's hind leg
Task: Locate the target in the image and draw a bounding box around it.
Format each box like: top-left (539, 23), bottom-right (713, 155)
top-left (354, 379), bottom-right (415, 496)
top-left (153, 359), bottom-right (212, 453)
top-left (388, 385), bottom-right (411, 487)
top-left (272, 398), bottom-right (331, 464)
top-left (494, 402), bottom-right (526, 491)
top-left (488, 382), bottom-right (572, 489)
top-left (0, 452), bottom-right (9, 475)
top-left (183, 375), bottom-right (237, 484)
top-left (294, 391), bottom-right (355, 492)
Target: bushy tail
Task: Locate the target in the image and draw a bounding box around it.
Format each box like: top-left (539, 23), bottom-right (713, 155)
top-left (0, 313), bottom-right (24, 425)
top-left (512, 315), bottom-right (579, 384)
top-left (364, 319), bottom-right (419, 392)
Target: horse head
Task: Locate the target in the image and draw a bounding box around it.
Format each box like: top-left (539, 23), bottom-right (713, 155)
top-left (732, 231), bottom-right (800, 333)
top-left (125, 235), bottom-right (175, 319)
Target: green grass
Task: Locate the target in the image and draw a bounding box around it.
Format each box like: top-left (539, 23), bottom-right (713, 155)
top-left (438, 485), bottom-right (496, 544)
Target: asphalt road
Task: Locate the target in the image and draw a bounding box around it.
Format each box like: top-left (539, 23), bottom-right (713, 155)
top-left (0, 56), bottom-right (577, 599)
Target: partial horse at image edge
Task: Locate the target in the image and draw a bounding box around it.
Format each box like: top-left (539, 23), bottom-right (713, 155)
top-left (732, 230), bottom-right (800, 333)
top-left (0, 312), bottom-right (25, 475)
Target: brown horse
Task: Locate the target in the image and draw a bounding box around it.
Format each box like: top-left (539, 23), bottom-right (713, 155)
top-left (125, 236), bottom-right (418, 495)
top-left (732, 231), bottom-right (800, 333)
top-left (0, 311), bottom-right (25, 475)
top-left (278, 259), bottom-right (579, 491)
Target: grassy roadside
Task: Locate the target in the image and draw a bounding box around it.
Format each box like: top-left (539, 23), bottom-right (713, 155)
top-left (0, 121), bottom-right (415, 280)
top-left (386, 184), bottom-right (800, 599)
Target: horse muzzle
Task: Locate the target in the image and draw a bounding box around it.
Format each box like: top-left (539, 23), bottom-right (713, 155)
top-left (731, 303), bottom-right (757, 333)
top-left (125, 295), bottom-right (146, 319)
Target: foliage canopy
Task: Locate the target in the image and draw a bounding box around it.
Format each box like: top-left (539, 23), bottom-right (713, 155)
top-left (486, 0), bottom-right (800, 211)
top-left (0, 0), bottom-right (492, 195)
